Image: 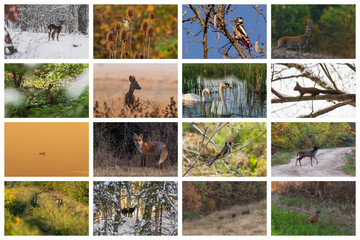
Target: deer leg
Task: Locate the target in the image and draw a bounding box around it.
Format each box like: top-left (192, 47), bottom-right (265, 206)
top-left (314, 156), bottom-right (318, 165)
top-left (310, 157), bottom-right (313, 166)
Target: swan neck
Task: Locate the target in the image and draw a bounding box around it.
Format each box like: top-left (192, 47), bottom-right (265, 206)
top-left (201, 89), bottom-right (206, 101)
top-left (219, 85), bottom-right (225, 104)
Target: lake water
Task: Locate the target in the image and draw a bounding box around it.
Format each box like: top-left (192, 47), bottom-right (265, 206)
top-left (182, 76), bottom-right (266, 118)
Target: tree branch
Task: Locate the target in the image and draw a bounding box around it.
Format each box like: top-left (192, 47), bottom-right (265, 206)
top-left (272, 94), bottom-right (355, 104)
top-left (298, 100), bottom-right (353, 118)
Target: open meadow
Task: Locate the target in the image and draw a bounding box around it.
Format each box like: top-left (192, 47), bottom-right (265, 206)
top-left (183, 182), bottom-right (266, 235)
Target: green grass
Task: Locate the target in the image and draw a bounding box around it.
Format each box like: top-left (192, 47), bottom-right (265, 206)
top-left (271, 151), bottom-right (297, 165)
top-left (271, 205), bottom-right (350, 235)
top-left (342, 150), bottom-right (355, 175)
top-left (5, 187), bottom-right (88, 235)
top-left (271, 194), bottom-right (355, 236)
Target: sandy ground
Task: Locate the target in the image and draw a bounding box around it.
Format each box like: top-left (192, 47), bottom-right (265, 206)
top-left (272, 147), bottom-right (354, 177)
top-left (6, 31), bottom-right (89, 59)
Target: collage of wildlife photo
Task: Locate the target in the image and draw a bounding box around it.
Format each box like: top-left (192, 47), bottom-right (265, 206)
top-left (1, 0), bottom-right (358, 239)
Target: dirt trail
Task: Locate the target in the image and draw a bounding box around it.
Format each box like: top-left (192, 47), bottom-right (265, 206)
top-left (272, 147), bottom-right (354, 177)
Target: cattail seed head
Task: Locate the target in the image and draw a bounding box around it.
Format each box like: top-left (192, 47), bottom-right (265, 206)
top-left (115, 22), bottom-right (121, 31)
top-left (121, 52), bottom-right (126, 59)
top-left (106, 31), bottom-right (115, 42)
top-left (134, 52), bottom-right (140, 59)
top-left (147, 26), bottom-right (154, 38)
top-left (149, 12), bottom-right (156, 21)
top-left (120, 29), bottom-right (127, 42)
top-left (107, 41), bottom-right (114, 51)
top-left (127, 8), bottom-right (135, 18)
top-left (141, 20), bottom-right (149, 32)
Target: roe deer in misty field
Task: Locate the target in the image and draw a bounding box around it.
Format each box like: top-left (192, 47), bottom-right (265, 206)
top-left (125, 75), bottom-right (141, 106)
top-left (48, 20), bottom-right (65, 41)
top-left (274, 22), bottom-right (314, 55)
top-left (295, 145), bottom-right (319, 166)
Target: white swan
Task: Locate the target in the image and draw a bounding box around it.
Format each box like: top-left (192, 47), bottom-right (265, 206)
top-left (182, 88), bottom-right (212, 102)
top-left (211, 81), bottom-right (232, 115)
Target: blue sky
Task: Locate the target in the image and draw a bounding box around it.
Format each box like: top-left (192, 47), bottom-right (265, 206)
top-left (182, 4), bottom-right (267, 59)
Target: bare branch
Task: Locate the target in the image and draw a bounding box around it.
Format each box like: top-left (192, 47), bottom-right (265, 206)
top-left (299, 100), bottom-right (353, 118)
top-left (271, 94), bottom-right (355, 104)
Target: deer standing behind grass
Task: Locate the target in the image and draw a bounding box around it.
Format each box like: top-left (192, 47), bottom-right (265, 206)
top-left (45, 84), bottom-right (59, 105)
top-left (125, 75), bottom-right (141, 106)
top-left (48, 20), bottom-right (65, 41)
top-left (274, 22), bottom-right (314, 55)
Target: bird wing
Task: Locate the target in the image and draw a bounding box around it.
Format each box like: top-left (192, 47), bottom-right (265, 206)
top-left (236, 24), bottom-right (249, 38)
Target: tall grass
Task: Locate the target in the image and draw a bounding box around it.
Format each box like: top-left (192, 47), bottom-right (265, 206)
top-left (5, 186), bottom-right (88, 235)
top-left (182, 63), bottom-right (266, 94)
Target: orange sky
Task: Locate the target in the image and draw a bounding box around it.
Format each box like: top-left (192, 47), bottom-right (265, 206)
top-left (5, 122), bottom-right (89, 177)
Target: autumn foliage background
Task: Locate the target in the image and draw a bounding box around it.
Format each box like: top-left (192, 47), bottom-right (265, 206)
top-left (94, 5), bottom-right (178, 59)
top-left (271, 122), bottom-right (355, 153)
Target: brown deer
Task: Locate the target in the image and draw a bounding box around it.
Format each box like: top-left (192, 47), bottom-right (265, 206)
top-left (124, 75), bottom-right (141, 106)
top-left (274, 22), bottom-right (314, 55)
top-left (48, 20), bottom-right (65, 41)
top-left (295, 145), bottom-right (319, 166)
top-left (45, 84), bottom-right (59, 105)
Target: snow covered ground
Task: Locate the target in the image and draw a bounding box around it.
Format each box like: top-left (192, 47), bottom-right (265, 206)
top-left (94, 211), bottom-right (177, 236)
top-left (5, 31), bottom-right (89, 59)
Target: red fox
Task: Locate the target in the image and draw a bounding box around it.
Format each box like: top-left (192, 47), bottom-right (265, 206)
top-left (133, 133), bottom-right (168, 168)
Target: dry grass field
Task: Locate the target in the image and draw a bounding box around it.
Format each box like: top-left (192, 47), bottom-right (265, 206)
top-left (94, 150), bottom-right (177, 177)
top-left (183, 200), bottom-right (266, 236)
top-left (94, 64), bottom-right (177, 118)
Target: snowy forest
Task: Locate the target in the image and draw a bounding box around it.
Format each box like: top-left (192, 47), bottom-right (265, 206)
top-left (93, 181), bottom-right (178, 236)
top-left (5, 4), bottom-right (89, 59)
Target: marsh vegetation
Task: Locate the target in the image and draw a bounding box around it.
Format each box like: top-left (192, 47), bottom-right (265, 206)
top-left (182, 64), bottom-right (266, 118)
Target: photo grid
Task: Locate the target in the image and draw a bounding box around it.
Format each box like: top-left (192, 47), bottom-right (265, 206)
top-left (1, 0), bottom-right (358, 239)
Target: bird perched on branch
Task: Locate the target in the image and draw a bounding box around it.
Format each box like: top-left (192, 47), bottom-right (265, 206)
top-left (208, 140), bottom-right (233, 166)
top-left (304, 210), bottom-right (320, 224)
top-left (123, 18), bottom-right (131, 31)
top-left (232, 17), bottom-right (252, 50)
